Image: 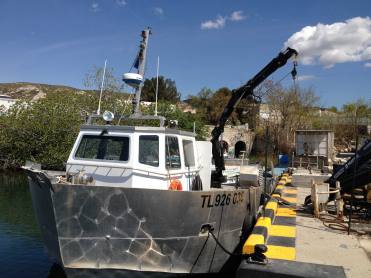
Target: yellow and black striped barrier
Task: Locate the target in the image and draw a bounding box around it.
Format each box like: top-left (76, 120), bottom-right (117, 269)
top-left (243, 173), bottom-right (297, 260)
top-left (242, 199), bottom-right (277, 254)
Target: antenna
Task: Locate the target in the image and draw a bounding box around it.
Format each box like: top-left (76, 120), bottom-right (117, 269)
top-left (155, 56), bottom-right (160, 116)
top-left (97, 59), bottom-right (107, 115)
top-left (132, 28), bottom-right (151, 115)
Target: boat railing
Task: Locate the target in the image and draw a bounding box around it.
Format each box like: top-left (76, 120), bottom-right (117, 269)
top-left (86, 113), bottom-right (166, 127)
top-left (67, 163), bottom-right (201, 179)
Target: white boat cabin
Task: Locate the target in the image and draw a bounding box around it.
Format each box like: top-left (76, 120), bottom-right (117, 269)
top-left (66, 125), bottom-right (212, 191)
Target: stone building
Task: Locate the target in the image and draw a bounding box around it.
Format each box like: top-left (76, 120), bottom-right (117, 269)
top-left (206, 124), bottom-right (255, 158)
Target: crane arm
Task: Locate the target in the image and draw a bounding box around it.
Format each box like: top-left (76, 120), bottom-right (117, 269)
top-left (211, 47), bottom-right (298, 185)
top-left (327, 139), bottom-right (371, 192)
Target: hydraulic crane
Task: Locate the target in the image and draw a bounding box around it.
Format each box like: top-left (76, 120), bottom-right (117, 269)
top-left (211, 47), bottom-right (298, 186)
top-left (326, 139), bottom-right (371, 193)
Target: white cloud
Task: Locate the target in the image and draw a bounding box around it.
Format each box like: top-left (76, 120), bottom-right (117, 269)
top-left (154, 7), bottom-right (164, 16)
top-left (201, 11), bottom-right (246, 30)
top-left (116, 0), bottom-right (127, 7)
top-left (297, 75), bottom-right (315, 81)
top-left (285, 17), bottom-right (371, 68)
top-left (230, 10), bottom-right (246, 22)
top-left (91, 2), bottom-right (99, 13)
top-left (201, 15), bottom-right (226, 30)
top-left (365, 62), bottom-right (371, 67)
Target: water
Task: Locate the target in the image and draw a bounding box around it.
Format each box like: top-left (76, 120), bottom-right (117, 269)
top-left (0, 172), bottom-right (59, 277)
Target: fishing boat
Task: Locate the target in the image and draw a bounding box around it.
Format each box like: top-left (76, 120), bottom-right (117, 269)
top-left (24, 28), bottom-right (260, 275)
top-left (24, 28), bottom-right (297, 275)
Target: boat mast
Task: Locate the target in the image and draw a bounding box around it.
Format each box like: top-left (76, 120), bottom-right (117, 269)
top-left (132, 28), bottom-right (151, 115)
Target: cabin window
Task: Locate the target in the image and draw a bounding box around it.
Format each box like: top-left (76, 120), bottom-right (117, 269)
top-left (183, 140), bottom-right (195, 167)
top-left (75, 135), bottom-right (129, 161)
top-left (166, 136), bottom-right (181, 169)
top-left (139, 135), bottom-right (159, 167)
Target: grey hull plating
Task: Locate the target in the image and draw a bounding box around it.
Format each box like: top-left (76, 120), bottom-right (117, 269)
top-left (27, 171), bottom-right (261, 274)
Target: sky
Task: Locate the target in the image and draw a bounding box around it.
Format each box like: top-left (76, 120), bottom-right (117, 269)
top-left (0, 0), bottom-right (370, 108)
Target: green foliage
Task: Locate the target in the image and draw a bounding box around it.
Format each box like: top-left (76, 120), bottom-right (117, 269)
top-left (0, 93), bottom-right (96, 169)
top-left (186, 87), bottom-right (213, 123)
top-left (208, 87), bottom-right (234, 124)
top-left (335, 99), bottom-right (371, 147)
top-left (341, 99), bottom-right (369, 119)
top-left (0, 90), bottom-right (207, 169)
top-left (328, 106), bottom-right (338, 113)
top-left (0, 90), bottom-right (134, 169)
top-left (186, 87), bottom-right (258, 127)
top-left (141, 76), bottom-right (180, 103)
top-left (143, 101), bottom-right (208, 140)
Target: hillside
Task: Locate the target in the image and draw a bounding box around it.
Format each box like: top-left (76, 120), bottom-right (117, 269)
top-left (0, 82), bottom-right (85, 100)
top-left (0, 82), bottom-right (132, 101)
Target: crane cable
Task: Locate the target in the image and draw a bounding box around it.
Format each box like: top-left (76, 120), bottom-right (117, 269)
top-left (260, 59), bottom-right (298, 97)
top-left (291, 58), bottom-right (298, 94)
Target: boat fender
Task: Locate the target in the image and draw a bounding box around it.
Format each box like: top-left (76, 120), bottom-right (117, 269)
top-left (169, 179), bottom-right (182, 191)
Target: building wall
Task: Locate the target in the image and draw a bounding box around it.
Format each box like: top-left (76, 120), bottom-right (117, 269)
top-left (206, 124), bottom-right (255, 158)
top-left (295, 130), bottom-right (334, 158)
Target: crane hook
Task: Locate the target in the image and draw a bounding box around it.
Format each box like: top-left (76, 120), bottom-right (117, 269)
top-left (291, 60), bottom-right (298, 81)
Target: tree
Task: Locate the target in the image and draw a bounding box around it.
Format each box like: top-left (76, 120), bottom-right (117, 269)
top-left (84, 65), bottom-right (123, 93)
top-left (0, 91), bottom-right (207, 170)
top-left (0, 89), bottom-right (136, 170)
top-left (328, 106), bottom-right (338, 113)
top-left (138, 101), bottom-right (207, 140)
top-left (0, 93), bottom-right (93, 169)
top-left (186, 87), bottom-right (213, 122)
top-left (185, 86), bottom-right (259, 128)
top-left (264, 82), bottom-right (319, 154)
top-left (141, 76), bottom-right (180, 103)
top-left (334, 99), bottom-right (370, 150)
top-left (208, 87), bottom-right (235, 125)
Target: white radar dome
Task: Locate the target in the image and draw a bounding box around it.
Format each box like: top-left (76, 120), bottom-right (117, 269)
top-left (122, 73), bottom-right (143, 88)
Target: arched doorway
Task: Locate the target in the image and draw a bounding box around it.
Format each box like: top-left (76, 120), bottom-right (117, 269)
top-left (235, 141), bottom-right (246, 158)
top-left (221, 140), bottom-right (229, 156)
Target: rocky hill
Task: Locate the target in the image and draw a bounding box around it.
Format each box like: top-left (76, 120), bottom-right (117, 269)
top-left (0, 82), bottom-right (87, 100)
top-left (0, 82), bottom-right (133, 101)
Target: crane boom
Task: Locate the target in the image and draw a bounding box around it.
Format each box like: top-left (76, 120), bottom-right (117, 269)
top-left (211, 47), bottom-right (298, 186)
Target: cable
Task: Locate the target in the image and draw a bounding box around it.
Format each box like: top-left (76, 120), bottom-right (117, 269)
top-left (318, 213), bottom-right (366, 236)
top-left (209, 231), bottom-right (235, 257)
top-left (208, 205), bottom-right (224, 272)
top-left (260, 71), bottom-right (292, 96)
top-left (190, 233), bottom-right (210, 273)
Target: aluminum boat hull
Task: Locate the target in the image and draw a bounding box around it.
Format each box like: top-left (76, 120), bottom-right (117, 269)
top-left (26, 170), bottom-right (261, 274)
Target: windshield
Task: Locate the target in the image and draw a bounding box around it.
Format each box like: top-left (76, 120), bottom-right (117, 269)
top-left (75, 135), bottom-right (129, 161)
top-left (139, 135), bottom-right (159, 167)
top-left (166, 136), bottom-right (181, 169)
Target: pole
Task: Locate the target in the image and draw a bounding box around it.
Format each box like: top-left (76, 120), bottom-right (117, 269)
top-left (263, 122), bottom-right (269, 216)
top-left (133, 28), bottom-right (151, 115)
top-left (348, 109), bottom-right (359, 235)
top-left (97, 59), bottom-right (107, 115)
top-left (155, 56), bottom-right (159, 116)
top-left (264, 125), bottom-right (269, 193)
